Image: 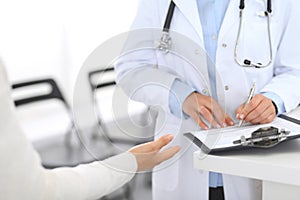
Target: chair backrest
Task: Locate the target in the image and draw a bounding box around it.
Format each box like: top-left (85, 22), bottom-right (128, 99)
top-left (12, 78), bottom-right (114, 169)
top-left (88, 67), bottom-right (156, 145)
top-left (88, 67), bottom-right (118, 135)
top-left (88, 67), bottom-right (116, 91)
top-left (88, 67), bottom-right (130, 124)
top-left (12, 78), bottom-right (75, 143)
top-left (12, 78), bottom-right (69, 109)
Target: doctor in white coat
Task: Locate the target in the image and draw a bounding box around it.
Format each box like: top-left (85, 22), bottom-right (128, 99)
top-left (115, 0), bottom-right (300, 199)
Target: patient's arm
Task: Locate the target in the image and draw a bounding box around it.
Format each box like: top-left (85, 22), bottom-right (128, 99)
top-left (0, 59), bottom-right (179, 200)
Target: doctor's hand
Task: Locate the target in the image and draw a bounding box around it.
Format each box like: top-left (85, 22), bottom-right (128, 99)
top-left (236, 94), bottom-right (277, 124)
top-left (129, 134), bottom-right (180, 171)
top-left (182, 92), bottom-right (234, 130)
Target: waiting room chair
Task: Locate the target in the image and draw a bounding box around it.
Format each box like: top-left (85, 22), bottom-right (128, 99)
top-left (88, 67), bottom-right (157, 146)
top-left (12, 78), bottom-right (114, 169)
top-left (12, 77), bottom-right (133, 200)
top-left (88, 67), bottom-right (157, 198)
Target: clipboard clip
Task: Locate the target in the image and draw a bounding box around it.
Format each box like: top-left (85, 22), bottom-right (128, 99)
top-left (233, 126), bottom-right (290, 148)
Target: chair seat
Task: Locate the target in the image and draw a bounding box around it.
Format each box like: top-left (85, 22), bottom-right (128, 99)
top-left (16, 101), bottom-right (71, 142)
top-left (102, 118), bottom-right (155, 145)
top-left (33, 130), bottom-right (118, 168)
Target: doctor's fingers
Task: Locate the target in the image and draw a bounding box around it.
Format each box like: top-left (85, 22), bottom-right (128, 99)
top-left (245, 101), bottom-right (276, 124)
top-left (190, 111), bottom-right (209, 130)
top-left (184, 93), bottom-right (230, 128)
top-left (209, 106), bottom-right (234, 127)
top-left (194, 94), bottom-right (232, 127)
top-left (183, 93), bottom-right (213, 129)
top-left (191, 106), bottom-right (219, 130)
top-left (244, 101), bottom-right (275, 124)
top-left (236, 94), bottom-right (265, 120)
top-left (237, 94), bottom-right (276, 123)
top-left (259, 111), bottom-right (276, 124)
top-left (191, 107), bottom-right (226, 129)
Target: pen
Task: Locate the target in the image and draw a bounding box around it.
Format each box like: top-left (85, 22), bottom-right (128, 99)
top-left (238, 82), bottom-right (256, 127)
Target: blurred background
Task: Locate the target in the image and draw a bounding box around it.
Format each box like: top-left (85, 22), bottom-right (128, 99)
top-left (0, 0), bottom-right (138, 109)
top-left (0, 0), bottom-right (153, 199)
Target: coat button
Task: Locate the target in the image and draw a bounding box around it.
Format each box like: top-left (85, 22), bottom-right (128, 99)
top-left (195, 49), bottom-right (200, 55)
top-left (224, 85), bottom-right (229, 91)
top-left (202, 89), bottom-right (208, 95)
top-left (212, 34), bottom-right (217, 40)
top-left (222, 43), bottom-right (227, 48)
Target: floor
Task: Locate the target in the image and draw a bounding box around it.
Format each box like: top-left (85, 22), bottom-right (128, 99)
top-left (101, 173), bottom-right (152, 200)
top-left (131, 173), bottom-right (152, 200)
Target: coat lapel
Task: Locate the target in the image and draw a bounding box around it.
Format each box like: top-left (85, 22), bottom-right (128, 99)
top-left (219, 0), bottom-right (266, 43)
top-left (218, 0), bottom-right (240, 41)
top-left (172, 0), bottom-right (203, 43)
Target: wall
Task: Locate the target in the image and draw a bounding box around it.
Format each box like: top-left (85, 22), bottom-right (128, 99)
top-left (0, 0), bottom-right (138, 100)
top-left (0, 0), bottom-right (139, 141)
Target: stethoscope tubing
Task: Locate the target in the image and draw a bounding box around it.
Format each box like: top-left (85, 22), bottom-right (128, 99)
top-left (159, 0), bottom-right (273, 68)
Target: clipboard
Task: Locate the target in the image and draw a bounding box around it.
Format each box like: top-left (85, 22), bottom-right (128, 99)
top-left (184, 115), bottom-right (300, 154)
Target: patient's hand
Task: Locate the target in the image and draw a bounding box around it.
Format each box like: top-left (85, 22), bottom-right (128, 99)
top-left (129, 134), bottom-right (180, 171)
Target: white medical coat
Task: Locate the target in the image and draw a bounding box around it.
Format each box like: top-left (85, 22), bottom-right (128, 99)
top-left (115, 0), bottom-right (300, 199)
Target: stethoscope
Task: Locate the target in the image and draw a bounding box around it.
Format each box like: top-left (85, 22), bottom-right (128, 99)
top-left (157, 0), bottom-right (273, 68)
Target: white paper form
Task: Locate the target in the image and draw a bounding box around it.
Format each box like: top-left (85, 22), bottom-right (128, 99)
top-left (189, 117), bottom-right (300, 150)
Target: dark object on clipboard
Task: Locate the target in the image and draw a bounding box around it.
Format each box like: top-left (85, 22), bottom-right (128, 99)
top-left (184, 114), bottom-right (300, 154)
top-left (232, 126), bottom-right (290, 148)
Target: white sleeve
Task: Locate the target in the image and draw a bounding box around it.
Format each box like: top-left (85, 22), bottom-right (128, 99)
top-left (260, 0), bottom-right (300, 112)
top-left (45, 152), bottom-right (137, 200)
top-left (0, 59), bottom-right (137, 200)
top-left (115, 0), bottom-right (179, 110)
